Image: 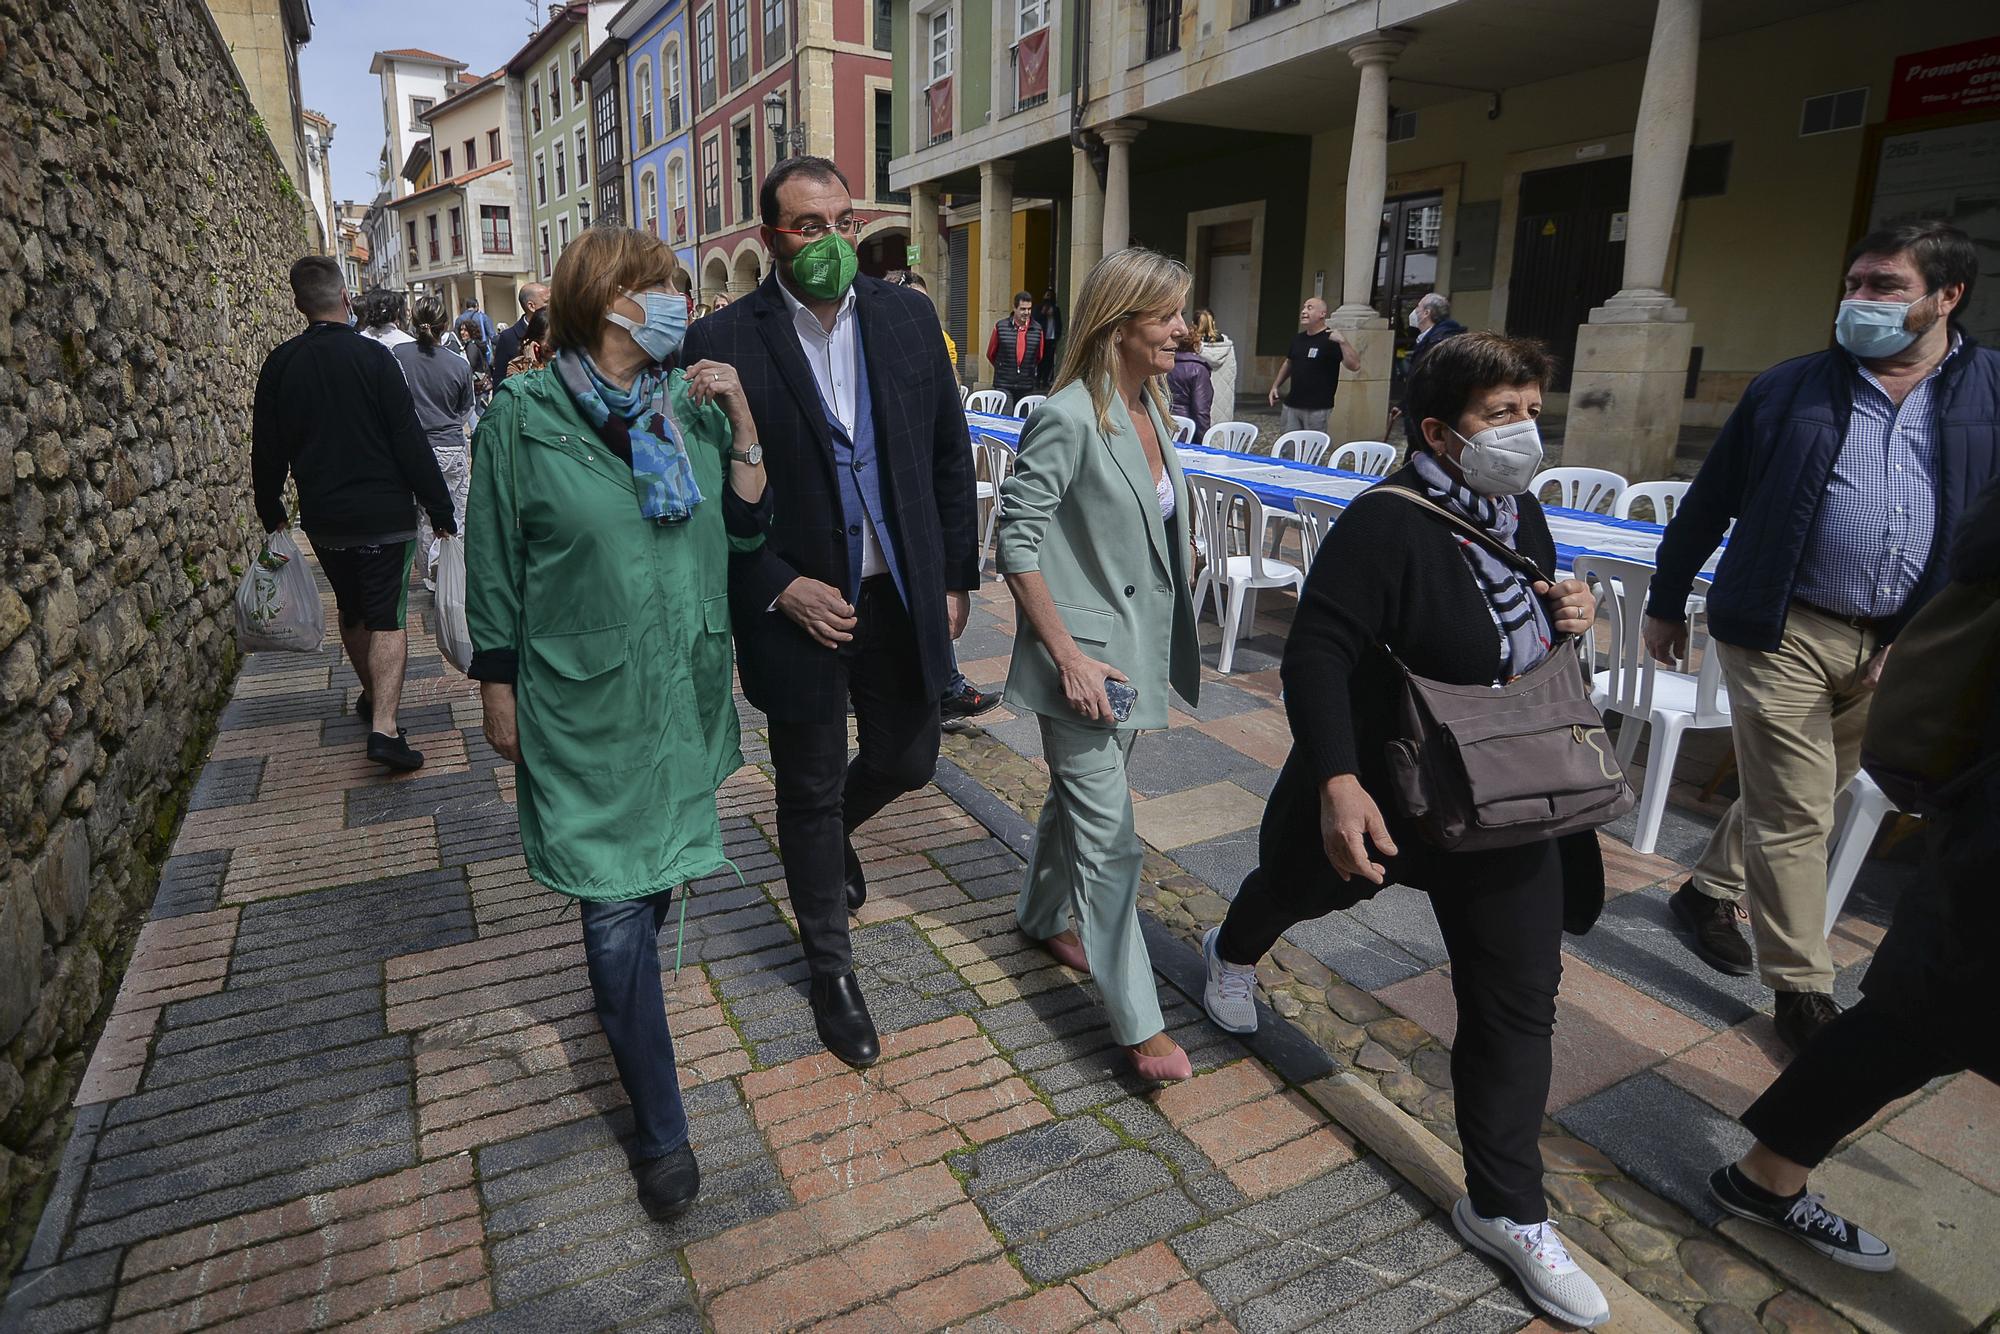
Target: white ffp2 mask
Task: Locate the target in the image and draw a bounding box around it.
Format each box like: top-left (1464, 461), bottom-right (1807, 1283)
top-left (1451, 418), bottom-right (1545, 497)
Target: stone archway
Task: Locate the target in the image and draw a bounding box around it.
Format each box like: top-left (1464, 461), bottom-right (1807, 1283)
top-left (701, 255), bottom-right (729, 304)
top-left (728, 243), bottom-right (763, 295)
top-left (856, 225), bottom-right (909, 280)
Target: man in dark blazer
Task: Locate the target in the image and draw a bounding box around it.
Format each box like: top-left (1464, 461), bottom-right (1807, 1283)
top-left (1407, 293), bottom-right (1466, 369)
top-left (489, 281), bottom-right (548, 385)
top-left (679, 157), bottom-right (979, 1068)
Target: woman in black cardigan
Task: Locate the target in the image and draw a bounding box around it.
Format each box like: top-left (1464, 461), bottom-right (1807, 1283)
top-left (1200, 332), bottom-right (1611, 1329)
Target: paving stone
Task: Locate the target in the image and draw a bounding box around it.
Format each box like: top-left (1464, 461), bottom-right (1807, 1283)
top-left (1014, 1186), bottom-right (1204, 1284)
top-left (1695, 1303), bottom-right (1766, 1334)
top-left (1680, 1237), bottom-right (1777, 1307)
top-left (1127, 728), bottom-right (1270, 798)
top-left (1556, 1073), bottom-right (1751, 1225)
top-left (1314, 1272), bottom-right (1465, 1333)
top-left (187, 755), bottom-right (265, 811)
top-left (1280, 912), bottom-right (1427, 992)
top-left (0, 1252), bottom-right (120, 1334)
top-left (1164, 832), bottom-right (1261, 905)
top-left (1349, 1214), bottom-right (1462, 1280)
top-left (1233, 1256), bottom-right (1383, 1333)
top-left (1344, 887), bottom-right (1450, 969)
top-left (149, 848), bottom-right (230, 920)
top-left (959, 1116), bottom-right (1124, 1196)
top-left (1560, 886), bottom-right (1762, 1030)
top-left (979, 1146), bottom-right (1176, 1240)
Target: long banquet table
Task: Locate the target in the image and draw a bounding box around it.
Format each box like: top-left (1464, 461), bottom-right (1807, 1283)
top-left (965, 410), bottom-right (1718, 575)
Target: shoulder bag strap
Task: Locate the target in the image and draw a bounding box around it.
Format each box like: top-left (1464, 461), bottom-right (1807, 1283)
top-left (1357, 484), bottom-right (1555, 587)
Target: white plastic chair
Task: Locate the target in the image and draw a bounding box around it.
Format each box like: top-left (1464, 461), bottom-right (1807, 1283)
top-left (1272, 431), bottom-right (1332, 466)
top-left (974, 435), bottom-right (1016, 571)
top-left (1201, 421), bottom-right (1259, 454)
top-left (958, 383), bottom-right (971, 404)
top-left (1614, 480), bottom-right (1690, 524)
top-left (1169, 415), bottom-right (1197, 444)
top-left (1330, 441), bottom-right (1397, 477)
top-left (1188, 475), bottom-right (1305, 674)
top-left (1294, 496), bottom-right (1342, 572)
top-left (965, 389), bottom-right (1007, 415)
top-left (1574, 556), bottom-right (1730, 855)
top-left (1012, 394), bottom-right (1047, 420)
top-left (1532, 466), bottom-right (1628, 515)
top-left (1823, 772), bottom-right (1898, 936)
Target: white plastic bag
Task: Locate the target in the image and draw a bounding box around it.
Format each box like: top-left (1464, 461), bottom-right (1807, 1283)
top-left (233, 530), bottom-right (325, 654)
top-left (433, 533), bottom-right (473, 675)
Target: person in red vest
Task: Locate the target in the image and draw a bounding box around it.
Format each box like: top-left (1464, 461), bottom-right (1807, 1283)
top-left (986, 291), bottom-right (1044, 410)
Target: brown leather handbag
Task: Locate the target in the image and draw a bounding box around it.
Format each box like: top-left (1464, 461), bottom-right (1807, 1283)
top-left (1365, 488), bottom-right (1637, 852)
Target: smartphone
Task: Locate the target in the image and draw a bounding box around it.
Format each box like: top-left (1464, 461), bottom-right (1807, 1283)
top-left (1104, 679), bottom-right (1138, 724)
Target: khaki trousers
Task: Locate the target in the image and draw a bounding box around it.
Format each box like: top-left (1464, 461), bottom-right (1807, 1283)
top-left (1692, 605), bottom-right (1879, 994)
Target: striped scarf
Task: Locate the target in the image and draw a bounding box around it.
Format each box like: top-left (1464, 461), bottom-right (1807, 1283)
top-left (1411, 452), bottom-right (1552, 681)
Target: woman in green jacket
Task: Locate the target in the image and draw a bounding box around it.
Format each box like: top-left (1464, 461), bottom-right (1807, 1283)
top-left (465, 227), bottom-right (769, 1221)
top-left (997, 248), bottom-right (1203, 1082)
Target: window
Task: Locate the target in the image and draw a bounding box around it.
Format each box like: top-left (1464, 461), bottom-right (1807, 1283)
top-left (440, 147), bottom-right (453, 179)
top-left (1144, 0), bottom-right (1179, 59)
top-left (734, 121), bottom-right (753, 223)
top-left (666, 43), bottom-right (684, 131)
top-left (642, 169), bottom-right (660, 235)
top-left (874, 0), bottom-right (892, 51)
top-left (636, 59), bottom-right (656, 146)
top-left (555, 141), bottom-right (568, 196)
top-left (448, 206), bottom-right (463, 257)
top-left (928, 9), bottom-right (952, 84)
top-left (426, 213), bottom-right (439, 262)
top-left (411, 95), bottom-right (434, 122)
top-left (697, 11), bottom-right (717, 108)
top-left (405, 218), bottom-right (418, 260)
top-left (726, 0), bottom-right (748, 89)
top-left (557, 214), bottom-right (571, 256)
top-left (874, 90), bottom-right (906, 203)
top-left (539, 224), bottom-right (552, 277)
top-left (702, 137), bottom-right (721, 234)
top-left (594, 85), bottom-right (620, 167)
top-left (576, 128), bottom-right (590, 187)
top-left (667, 157), bottom-right (686, 240)
top-left (1800, 87), bottom-right (1867, 136)
top-left (548, 61), bottom-right (562, 118)
top-left (535, 152), bottom-right (547, 206)
top-left (763, 0), bottom-right (787, 61)
top-left (599, 176), bottom-right (623, 225)
top-left (488, 128), bottom-right (502, 161)
top-left (569, 42), bottom-right (583, 85)
top-left (481, 205), bottom-right (513, 253)
top-left (1018, 0), bottom-right (1046, 34)
top-left (1387, 108), bottom-right (1417, 143)
top-left (1247, 0), bottom-right (1295, 15)
top-left (464, 136), bottom-right (477, 169)
top-left (531, 79), bottom-right (543, 133)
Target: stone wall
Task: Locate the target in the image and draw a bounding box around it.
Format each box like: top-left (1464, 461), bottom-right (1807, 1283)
top-left (0, 0), bottom-right (313, 1272)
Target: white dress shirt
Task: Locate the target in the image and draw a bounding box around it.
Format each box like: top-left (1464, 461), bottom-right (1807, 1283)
top-left (777, 281), bottom-right (887, 578)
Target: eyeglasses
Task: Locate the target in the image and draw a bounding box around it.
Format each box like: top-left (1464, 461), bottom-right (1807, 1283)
top-left (771, 215), bottom-right (864, 241)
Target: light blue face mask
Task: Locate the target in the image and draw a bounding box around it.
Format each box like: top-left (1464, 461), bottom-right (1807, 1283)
top-left (606, 288), bottom-right (690, 364)
top-left (1834, 293), bottom-right (1936, 360)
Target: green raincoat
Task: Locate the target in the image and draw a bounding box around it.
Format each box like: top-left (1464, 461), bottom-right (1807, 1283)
top-left (465, 366), bottom-right (766, 900)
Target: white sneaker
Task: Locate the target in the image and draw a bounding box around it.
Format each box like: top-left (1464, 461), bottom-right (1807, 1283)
top-left (1201, 926), bottom-right (1259, 1035)
top-left (1452, 1197), bottom-right (1609, 1328)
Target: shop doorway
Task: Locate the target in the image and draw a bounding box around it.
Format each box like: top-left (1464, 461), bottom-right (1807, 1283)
top-left (1194, 219), bottom-right (1255, 351)
top-left (1372, 192), bottom-right (1444, 394)
top-left (1507, 156), bottom-right (1631, 389)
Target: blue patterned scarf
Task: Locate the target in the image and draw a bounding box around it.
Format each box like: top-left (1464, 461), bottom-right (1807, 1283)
top-left (1411, 451), bottom-right (1553, 680)
top-left (552, 348), bottom-right (703, 524)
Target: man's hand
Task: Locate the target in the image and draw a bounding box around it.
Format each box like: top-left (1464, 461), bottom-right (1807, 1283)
top-left (777, 577), bottom-right (857, 649)
top-left (1320, 775), bottom-right (1398, 885)
top-left (946, 590), bottom-right (970, 640)
top-left (1862, 643), bottom-right (1891, 690)
top-left (1057, 652), bottom-right (1126, 723)
top-left (433, 526), bottom-right (451, 542)
top-left (1642, 614), bottom-right (1688, 666)
top-left (481, 681), bottom-right (522, 765)
top-left (1267, 384), bottom-right (1281, 407)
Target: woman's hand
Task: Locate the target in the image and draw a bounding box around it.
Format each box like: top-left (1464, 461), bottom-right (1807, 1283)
top-left (1535, 578), bottom-right (1596, 637)
top-left (481, 681), bottom-right (523, 765)
top-left (684, 359), bottom-right (751, 425)
top-left (1057, 652), bottom-right (1127, 723)
top-left (1319, 775), bottom-right (1398, 885)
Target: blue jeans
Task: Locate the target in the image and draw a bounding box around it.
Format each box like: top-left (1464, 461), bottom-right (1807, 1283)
top-left (579, 890), bottom-right (689, 1161)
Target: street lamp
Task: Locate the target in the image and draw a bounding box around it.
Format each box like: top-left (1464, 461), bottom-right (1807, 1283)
top-left (763, 91), bottom-right (787, 163)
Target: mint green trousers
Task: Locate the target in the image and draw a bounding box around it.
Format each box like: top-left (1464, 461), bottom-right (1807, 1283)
top-left (1016, 713), bottom-right (1166, 1046)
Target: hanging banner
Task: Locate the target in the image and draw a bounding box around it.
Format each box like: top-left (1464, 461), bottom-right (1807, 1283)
top-left (927, 77), bottom-right (953, 144)
top-left (1888, 35), bottom-right (2000, 121)
top-left (1017, 28), bottom-right (1050, 106)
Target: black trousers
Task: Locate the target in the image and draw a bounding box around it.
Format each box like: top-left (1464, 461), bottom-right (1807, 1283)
top-left (766, 576), bottom-right (941, 978)
top-left (1217, 762), bottom-right (1566, 1223)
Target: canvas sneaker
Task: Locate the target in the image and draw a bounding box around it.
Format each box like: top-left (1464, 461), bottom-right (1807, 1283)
top-left (1709, 1166), bottom-right (1894, 1271)
top-left (1452, 1197), bottom-right (1610, 1328)
top-left (1201, 926), bottom-right (1259, 1035)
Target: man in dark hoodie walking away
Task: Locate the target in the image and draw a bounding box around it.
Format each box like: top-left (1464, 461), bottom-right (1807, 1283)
top-left (252, 256), bottom-right (456, 771)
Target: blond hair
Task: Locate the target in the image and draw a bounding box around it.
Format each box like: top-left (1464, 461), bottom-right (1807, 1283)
top-left (1051, 248), bottom-right (1191, 433)
top-left (1195, 308), bottom-right (1220, 343)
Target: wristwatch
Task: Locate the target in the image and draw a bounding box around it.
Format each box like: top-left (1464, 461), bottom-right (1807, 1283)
top-left (727, 442), bottom-right (763, 466)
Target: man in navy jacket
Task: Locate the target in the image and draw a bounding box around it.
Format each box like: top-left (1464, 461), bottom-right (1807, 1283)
top-left (1644, 221), bottom-right (1999, 1054)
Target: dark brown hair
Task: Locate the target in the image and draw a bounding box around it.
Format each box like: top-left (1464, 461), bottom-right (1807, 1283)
top-left (1401, 330), bottom-right (1555, 455)
top-left (289, 256), bottom-right (346, 316)
top-left (547, 226), bottom-right (678, 352)
top-left (1845, 220), bottom-right (1977, 314)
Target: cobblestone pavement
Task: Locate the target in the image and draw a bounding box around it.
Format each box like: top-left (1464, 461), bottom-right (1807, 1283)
top-left (5, 579), bottom-right (1560, 1333)
top-left (942, 576), bottom-right (2000, 1334)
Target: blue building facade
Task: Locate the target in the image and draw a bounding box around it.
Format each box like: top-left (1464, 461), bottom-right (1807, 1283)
top-left (612, 0), bottom-right (696, 287)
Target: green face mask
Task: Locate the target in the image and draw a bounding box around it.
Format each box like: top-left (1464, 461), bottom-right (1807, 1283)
top-left (789, 233), bottom-right (859, 302)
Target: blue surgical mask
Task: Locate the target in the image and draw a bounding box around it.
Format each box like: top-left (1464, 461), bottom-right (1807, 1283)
top-left (1834, 294), bottom-right (1935, 360)
top-left (606, 288), bottom-right (689, 364)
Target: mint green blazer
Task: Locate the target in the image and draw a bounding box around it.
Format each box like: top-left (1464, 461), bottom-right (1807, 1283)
top-left (995, 379), bottom-right (1201, 728)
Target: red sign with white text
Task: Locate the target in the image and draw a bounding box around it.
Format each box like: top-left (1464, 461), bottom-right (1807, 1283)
top-left (1888, 35), bottom-right (2000, 121)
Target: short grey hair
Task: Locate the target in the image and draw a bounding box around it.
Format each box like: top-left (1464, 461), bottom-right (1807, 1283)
top-left (1419, 292), bottom-right (1451, 319)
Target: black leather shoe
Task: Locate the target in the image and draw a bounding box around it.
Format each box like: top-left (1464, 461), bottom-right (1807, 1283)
top-left (1670, 881), bottom-right (1755, 976)
top-left (632, 1144), bottom-right (700, 1222)
top-left (810, 971), bottom-right (880, 1068)
top-left (366, 729), bottom-right (424, 771)
top-left (1773, 990), bottom-right (1843, 1056)
top-left (844, 839), bottom-right (867, 913)
top-left (940, 684), bottom-right (1004, 720)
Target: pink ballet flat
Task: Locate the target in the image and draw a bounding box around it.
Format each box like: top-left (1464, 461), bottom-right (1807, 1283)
top-left (1126, 1041), bottom-right (1193, 1083)
top-left (1035, 931), bottom-right (1091, 974)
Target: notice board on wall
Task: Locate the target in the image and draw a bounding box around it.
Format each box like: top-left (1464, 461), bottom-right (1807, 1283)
top-left (1450, 200), bottom-right (1500, 292)
top-left (1865, 116), bottom-right (2000, 347)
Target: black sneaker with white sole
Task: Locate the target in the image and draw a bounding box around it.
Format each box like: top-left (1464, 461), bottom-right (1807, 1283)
top-left (1708, 1165), bottom-right (1895, 1272)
